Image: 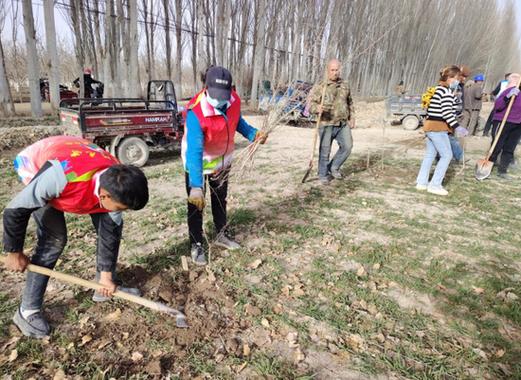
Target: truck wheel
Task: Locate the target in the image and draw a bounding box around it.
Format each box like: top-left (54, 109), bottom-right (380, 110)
top-left (117, 137), bottom-right (149, 167)
top-left (402, 115), bottom-right (419, 130)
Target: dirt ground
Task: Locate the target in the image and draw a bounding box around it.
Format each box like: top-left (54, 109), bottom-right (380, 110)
top-left (1, 100), bottom-right (520, 379)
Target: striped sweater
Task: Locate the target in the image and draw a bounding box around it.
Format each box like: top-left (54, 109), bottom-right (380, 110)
top-left (427, 86), bottom-right (459, 128)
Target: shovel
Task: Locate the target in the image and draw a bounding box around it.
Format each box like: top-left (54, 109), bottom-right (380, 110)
top-left (0, 257), bottom-right (188, 328)
top-left (302, 71), bottom-right (328, 183)
top-left (475, 86), bottom-right (519, 180)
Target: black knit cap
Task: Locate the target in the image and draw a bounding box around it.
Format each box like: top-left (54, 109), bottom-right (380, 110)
top-left (205, 66), bottom-right (232, 101)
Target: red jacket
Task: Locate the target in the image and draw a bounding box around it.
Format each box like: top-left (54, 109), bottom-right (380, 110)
top-left (15, 136), bottom-right (119, 214)
top-left (182, 89), bottom-right (241, 174)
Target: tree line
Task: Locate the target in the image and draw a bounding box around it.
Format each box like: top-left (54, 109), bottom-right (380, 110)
top-left (0, 0), bottom-right (520, 117)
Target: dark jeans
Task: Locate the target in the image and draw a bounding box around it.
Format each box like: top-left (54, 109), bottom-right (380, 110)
top-left (22, 206), bottom-right (67, 310)
top-left (185, 171), bottom-right (228, 245)
top-left (490, 121), bottom-right (521, 173)
top-left (21, 206), bottom-right (121, 310)
top-left (318, 123), bottom-right (353, 178)
top-left (483, 110), bottom-right (495, 136)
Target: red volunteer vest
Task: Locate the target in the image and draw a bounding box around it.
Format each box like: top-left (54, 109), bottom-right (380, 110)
top-left (187, 90), bottom-right (242, 158)
top-left (16, 136), bottom-right (119, 214)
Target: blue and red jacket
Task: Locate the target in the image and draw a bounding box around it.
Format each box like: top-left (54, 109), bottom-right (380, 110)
top-left (182, 90), bottom-right (258, 188)
top-left (14, 135), bottom-right (119, 214)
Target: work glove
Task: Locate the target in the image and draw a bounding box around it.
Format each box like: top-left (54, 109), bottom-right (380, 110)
top-left (254, 131), bottom-right (268, 144)
top-left (507, 87), bottom-right (520, 98)
top-left (455, 126), bottom-right (469, 137)
top-left (188, 187), bottom-right (205, 211)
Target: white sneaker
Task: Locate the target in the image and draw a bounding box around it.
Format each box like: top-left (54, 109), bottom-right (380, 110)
top-left (416, 184), bottom-right (427, 191)
top-left (330, 170), bottom-right (343, 179)
top-left (191, 243), bottom-right (207, 266)
top-left (427, 187), bottom-right (448, 196)
top-left (214, 234), bottom-right (241, 250)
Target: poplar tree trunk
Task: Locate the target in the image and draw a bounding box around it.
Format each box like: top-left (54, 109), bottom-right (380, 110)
top-left (174, 0), bottom-right (183, 97)
top-left (92, 0), bottom-right (104, 82)
top-left (128, 0), bottom-right (139, 97)
top-left (21, 0), bottom-right (42, 117)
top-left (250, 0), bottom-right (267, 108)
top-left (70, 0), bottom-right (85, 99)
top-left (163, 0), bottom-right (172, 79)
top-left (0, 38), bottom-right (15, 116)
top-left (43, 0), bottom-right (60, 110)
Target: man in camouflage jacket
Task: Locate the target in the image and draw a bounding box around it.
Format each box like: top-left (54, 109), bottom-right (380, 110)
top-left (309, 59), bottom-right (355, 184)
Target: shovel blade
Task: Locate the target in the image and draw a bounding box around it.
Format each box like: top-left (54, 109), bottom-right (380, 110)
top-left (475, 159), bottom-right (494, 181)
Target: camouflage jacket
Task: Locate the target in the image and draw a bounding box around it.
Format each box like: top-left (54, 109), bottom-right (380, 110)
top-left (309, 78), bottom-right (354, 125)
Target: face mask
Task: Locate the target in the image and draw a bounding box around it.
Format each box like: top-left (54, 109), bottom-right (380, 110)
top-left (449, 80), bottom-right (460, 90)
top-left (206, 93), bottom-right (229, 110)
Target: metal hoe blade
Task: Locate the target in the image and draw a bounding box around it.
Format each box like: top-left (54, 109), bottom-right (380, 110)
top-left (153, 300), bottom-right (189, 328)
top-left (175, 314), bottom-right (189, 328)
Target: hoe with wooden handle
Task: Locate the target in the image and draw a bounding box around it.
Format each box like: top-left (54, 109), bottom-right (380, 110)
top-left (0, 257), bottom-right (188, 328)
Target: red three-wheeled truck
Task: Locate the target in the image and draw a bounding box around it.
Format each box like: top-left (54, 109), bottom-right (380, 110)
top-left (59, 80), bottom-right (184, 167)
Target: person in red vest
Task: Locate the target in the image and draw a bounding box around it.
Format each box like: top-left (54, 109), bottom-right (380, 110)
top-left (2, 136), bottom-right (149, 338)
top-left (183, 66), bottom-right (266, 265)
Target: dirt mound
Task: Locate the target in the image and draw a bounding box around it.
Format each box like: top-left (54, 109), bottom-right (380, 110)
top-left (49, 265), bottom-right (248, 378)
top-left (0, 115), bottom-right (59, 129)
top-left (0, 125), bottom-right (64, 152)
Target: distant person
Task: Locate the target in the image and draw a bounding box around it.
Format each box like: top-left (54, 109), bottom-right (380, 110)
top-left (395, 80), bottom-right (406, 95)
top-left (39, 78), bottom-right (48, 101)
top-left (454, 65), bottom-right (471, 120)
top-left (309, 58), bottom-right (355, 185)
top-left (465, 74), bottom-right (484, 135)
top-left (483, 73), bottom-right (511, 137)
top-left (489, 73), bottom-right (521, 180)
top-left (416, 65), bottom-right (465, 196)
top-left (459, 74), bottom-right (475, 130)
top-left (448, 65), bottom-right (471, 161)
top-left (73, 68), bottom-right (103, 99)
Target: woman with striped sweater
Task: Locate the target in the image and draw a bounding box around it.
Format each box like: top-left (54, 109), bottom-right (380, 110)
top-left (416, 65), bottom-right (465, 196)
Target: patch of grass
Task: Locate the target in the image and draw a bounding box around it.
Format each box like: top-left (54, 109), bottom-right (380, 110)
top-left (250, 351), bottom-right (312, 379)
top-left (74, 291), bottom-right (96, 309)
top-left (0, 292), bottom-right (18, 336)
top-left (61, 359), bottom-right (105, 378)
top-left (136, 306), bottom-right (159, 323)
top-left (146, 337), bottom-right (174, 352)
top-left (228, 207), bottom-right (257, 228)
top-left (64, 308), bottom-right (81, 323)
top-left (16, 337), bottom-right (45, 361)
top-left (187, 341), bottom-right (218, 375)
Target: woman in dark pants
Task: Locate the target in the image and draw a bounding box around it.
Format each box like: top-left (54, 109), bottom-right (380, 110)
top-left (483, 74), bottom-right (511, 137)
top-left (489, 74), bottom-right (521, 179)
